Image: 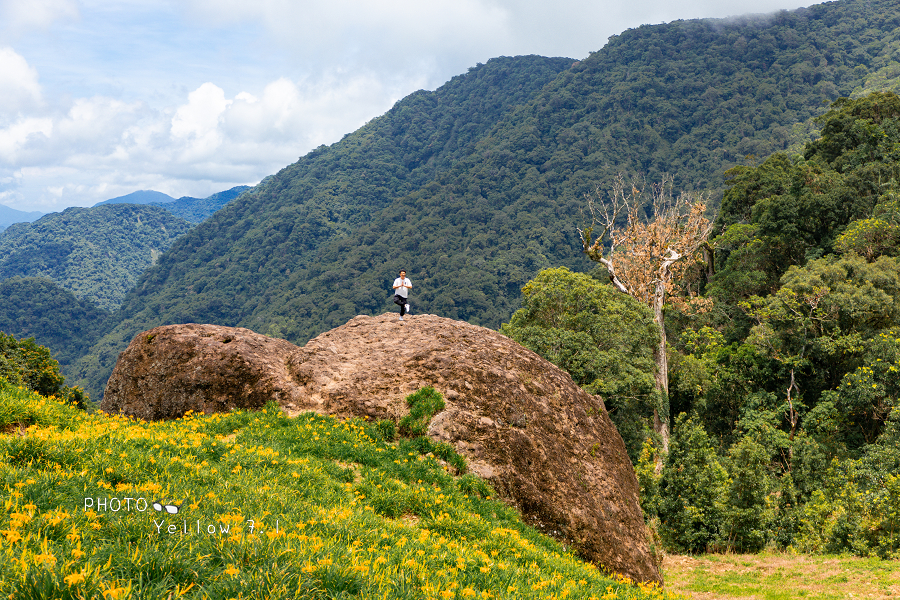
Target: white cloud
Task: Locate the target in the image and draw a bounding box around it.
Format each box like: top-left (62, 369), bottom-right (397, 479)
top-left (185, 0), bottom-right (513, 77)
top-left (57, 97), bottom-right (147, 159)
top-left (222, 73), bottom-right (415, 147)
top-left (0, 47), bottom-right (43, 115)
top-left (0, 117), bottom-right (53, 162)
top-left (0, 73), bottom-right (409, 210)
top-left (183, 0), bottom-right (810, 73)
top-left (0, 0), bottom-right (79, 31)
top-left (171, 82), bottom-right (231, 160)
top-left (188, 0), bottom-right (511, 44)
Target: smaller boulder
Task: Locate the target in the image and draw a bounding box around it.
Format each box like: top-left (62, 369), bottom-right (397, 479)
top-left (102, 324), bottom-right (299, 420)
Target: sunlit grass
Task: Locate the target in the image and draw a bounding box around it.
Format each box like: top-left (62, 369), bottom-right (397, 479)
top-left (663, 552), bottom-right (900, 600)
top-left (0, 379), bottom-right (681, 599)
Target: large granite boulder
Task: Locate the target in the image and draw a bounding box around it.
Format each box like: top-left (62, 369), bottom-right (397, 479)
top-left (102, 314), bottom-right (661, 584)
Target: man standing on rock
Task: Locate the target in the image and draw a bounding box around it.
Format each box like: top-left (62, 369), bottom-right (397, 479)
top-left (392, 270), bottom-right (412, 321)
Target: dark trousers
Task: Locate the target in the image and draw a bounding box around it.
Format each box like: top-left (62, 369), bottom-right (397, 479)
top-left (393, 295), bottom-right (408, 316)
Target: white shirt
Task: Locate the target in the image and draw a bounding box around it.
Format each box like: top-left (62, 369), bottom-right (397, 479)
top-left (393, 277), bottom-right (412, 298)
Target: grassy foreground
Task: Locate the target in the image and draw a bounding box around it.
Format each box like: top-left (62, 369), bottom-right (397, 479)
top-left (0, 380), bottom-right (679, 600)
top-left (662, 553), bottom-right (900, 600)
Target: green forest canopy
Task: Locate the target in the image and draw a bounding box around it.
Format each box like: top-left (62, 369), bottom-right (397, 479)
top-left (504, 92), bottom-right (900, 557)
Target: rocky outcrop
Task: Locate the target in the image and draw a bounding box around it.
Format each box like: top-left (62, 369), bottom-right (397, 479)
top-left (102, 324), bottom-right (300, 420)
top-left (102, 314), bottom-right (661, 584)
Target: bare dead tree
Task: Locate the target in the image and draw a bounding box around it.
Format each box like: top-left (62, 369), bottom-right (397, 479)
top-left (578, 174), bottom-right (714, 457)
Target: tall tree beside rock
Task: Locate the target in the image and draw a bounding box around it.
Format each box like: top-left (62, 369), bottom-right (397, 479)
top-left (579, 175), bottom-right (713, 455)
top-left (500, 267), bottom-right (659, 463)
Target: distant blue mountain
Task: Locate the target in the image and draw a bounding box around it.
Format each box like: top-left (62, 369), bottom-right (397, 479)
top-left (94, 190), bottom-right (176, 206)
top-left (90, 187), bottom-right (251, 223)
top-left (0, 186), bottom-right (245, 234)
top-left (149, 186), bottom-right (251, 223)
top-left (0, 204), bottom-right (44, 229)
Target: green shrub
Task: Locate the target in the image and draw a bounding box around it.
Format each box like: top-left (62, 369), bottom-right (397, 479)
top-left (789, 405), bottom-right (900, 558)
top-left (458, 473), bottom-right (494, 500)
top-left (500, 267), bottom-right (659, 463)
top-left (868, 473), bottom-right (900, 558)
top-left (772, 472), bottom-right (801, 549)
top-left (372, 419), bottom-right (396, 442)
top-left (794, 459), bottom-right (870, 555)
top-left (431, 440), bottom-right (467, 474)
top-left (721, 436), bottom-right (774, 552)
top-left (0, 332), bottom-right (87, 408)
top-left (658, 414), bottom-right (728, 553)
top-left (635, 437), bottom-right (662, 520)
top-left (398, 387), bottom-right (445, 437)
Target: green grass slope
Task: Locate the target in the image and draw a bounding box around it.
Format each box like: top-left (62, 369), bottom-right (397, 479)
top-left (0, 382), bottom-right (678, 599)
top-left (0, 204), bottom-right (193, 312)
top-left (75, 0), bottom-right (900, 399)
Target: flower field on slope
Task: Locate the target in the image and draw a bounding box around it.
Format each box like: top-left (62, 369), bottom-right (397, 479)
top-left (0, 380), bottom-right (680, 600)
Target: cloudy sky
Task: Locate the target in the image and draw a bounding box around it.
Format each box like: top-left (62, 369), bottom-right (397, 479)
top-left (1, 0), bottom-right (810, 213)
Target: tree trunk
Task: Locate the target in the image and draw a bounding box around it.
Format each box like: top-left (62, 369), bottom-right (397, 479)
top-left (605, 253), bottom-right (673, 467)
top-left (652, 250), bottom-right (681, 469)
top-left (786, 368), bottom-right (799, 463)
top-left (652, 276), bottom-right (670, 470)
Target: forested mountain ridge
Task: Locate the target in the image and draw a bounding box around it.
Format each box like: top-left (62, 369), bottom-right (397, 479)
top-left (94, 185), bottom-right (252, 223)
top-left (67, 0), bottom-right (900, 400)
top-left (0, 204), bottom-right (193, 311)
top-left (94, 190), bottom-right (176, 206)
top-left (0, 277), bottom-right (111, 372)
top-left (443, 0), bottom-right (900, 199)
top-left (0, 187), bottom-right (251, 382)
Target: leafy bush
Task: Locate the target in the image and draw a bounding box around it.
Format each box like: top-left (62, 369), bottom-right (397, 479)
top-left (372, 419), bottom-right (396, 442)
top-left (0, 332), bottom-right (87, 408)
top-left (0, 332), bottom-right (64, 396)
top-left (635, 438), bottom-right (662, 520)
top-left (658, 415), bottom-right (728, 553)
top-left (836, 195), bottom-right (900, 260)
top-left (398, 387), bottom-right (445, 437)
top-left (501, 267), bottom-right (659, 462)
top-left (458, 473), bottom-right (494, 500)
top-left (721, 436), bottom-right (774, 552)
